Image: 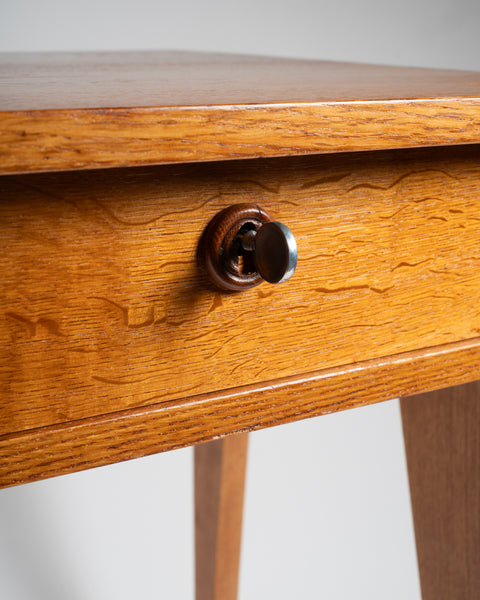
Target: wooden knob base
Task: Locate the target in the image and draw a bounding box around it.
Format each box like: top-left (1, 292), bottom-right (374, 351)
top-left (199, 204), bottom-right (272, 291)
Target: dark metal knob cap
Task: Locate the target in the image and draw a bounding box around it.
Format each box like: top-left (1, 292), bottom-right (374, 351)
top-left (240, 221), bottom-right (297, 284)
top-left (199, 204), bottom-right (297, 291)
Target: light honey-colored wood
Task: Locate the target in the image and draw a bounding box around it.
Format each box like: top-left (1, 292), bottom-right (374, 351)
top-left (3, 51), bottom-right (480, 600)
top-left (1, 52), bottom-right (480, 174)
top-left (1, 146), bottom-right (480, 440)
top-left (195, 434), bottom-right (248, 600)
top-left (401, 382), bottom-right (480, 599)
top-left (2, 336), bottom-right (480, 488)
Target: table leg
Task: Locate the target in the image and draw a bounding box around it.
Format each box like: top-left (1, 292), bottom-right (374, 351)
top-left (194, 433), bottom-right (249, 600)
top-left (401, 382), bottom-right (480, 599)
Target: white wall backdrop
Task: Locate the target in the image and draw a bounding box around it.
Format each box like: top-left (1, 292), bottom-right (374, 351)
top-left (1, 1), bottom-right (479, 598)
top-left (1, 0), bottom-right (480, 70)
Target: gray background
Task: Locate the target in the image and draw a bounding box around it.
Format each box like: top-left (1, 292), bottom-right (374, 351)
top-left (1, 1), bottom-right (479, 598)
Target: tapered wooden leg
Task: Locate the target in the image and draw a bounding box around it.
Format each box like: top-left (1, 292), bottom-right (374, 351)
top-left (401, 382), bottom-right (480, 599)
top-left (194, 433), bottom-right (249, 600)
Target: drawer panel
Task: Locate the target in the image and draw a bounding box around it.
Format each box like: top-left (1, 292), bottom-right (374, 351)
top-left (1, 145), bottom-right (480, 435)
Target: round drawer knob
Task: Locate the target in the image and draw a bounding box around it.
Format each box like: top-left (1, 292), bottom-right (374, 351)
top-left (199, 204), bottom-right (297, 291)
top-left (239, 221), bottom-right (297, 284)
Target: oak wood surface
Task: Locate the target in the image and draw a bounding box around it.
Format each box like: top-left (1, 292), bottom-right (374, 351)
top-left (1, 336), bottom-right (480, 488)
top-left (195, 434), bottom-right (248, 600)
top-left (1, 51), bottom-right (480, 173)
top-left (1, 145), bottom-right (480, 439)
top-left (401, 382), bottom-right (480, 599)
top-left (4, 51), bottom-right (480, 110)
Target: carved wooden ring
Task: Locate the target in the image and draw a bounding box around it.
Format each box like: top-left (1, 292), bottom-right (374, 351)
top-left (199, 203), bottom-right (273, 291)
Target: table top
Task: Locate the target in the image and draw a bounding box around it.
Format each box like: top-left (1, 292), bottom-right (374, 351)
top-left (1, 51), bottom-right (480, 174)
top-left (3, 50), bottom-right (480, 110)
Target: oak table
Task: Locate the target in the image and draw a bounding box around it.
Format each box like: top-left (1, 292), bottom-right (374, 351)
top-left (1, 51), bottom-right (480, 599)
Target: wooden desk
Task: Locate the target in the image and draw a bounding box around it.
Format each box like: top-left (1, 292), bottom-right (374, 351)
top-left (1, 51), bottom-right (480, 599)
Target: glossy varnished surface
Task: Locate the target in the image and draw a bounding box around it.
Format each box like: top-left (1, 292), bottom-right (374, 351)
top-left (2, 336), bottom-right (480, 487)
top-left (1, 146), bottom-right (480, 441)
top-left (2, 51), bottom-right (480, 109)
top-left (1, 51), bottom-right (480, 173)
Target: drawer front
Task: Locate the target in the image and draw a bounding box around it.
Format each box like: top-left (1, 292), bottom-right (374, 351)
top-left (1, 146), bottom-right (480, 436)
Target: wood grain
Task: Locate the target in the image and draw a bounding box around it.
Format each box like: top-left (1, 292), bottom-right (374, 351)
top-left (401, 382), bottom-right (480, 599)
top-left (2, 336), bottom-right (480, 488)
top-left (1, 52), bottom-right (480, 174)
top-left (195, 434), bottom-right (248, 600)
top-left (4, 51), bottom-right (480, 110)
top-left (1, 145), bottom-right (480, 438)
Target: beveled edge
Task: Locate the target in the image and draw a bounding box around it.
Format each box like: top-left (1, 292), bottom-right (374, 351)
top-left (1, 98), bottom-right (480, 174)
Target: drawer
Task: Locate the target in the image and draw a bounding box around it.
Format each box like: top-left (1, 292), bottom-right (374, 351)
top-left (1, 144), bottom-right (480, 440)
